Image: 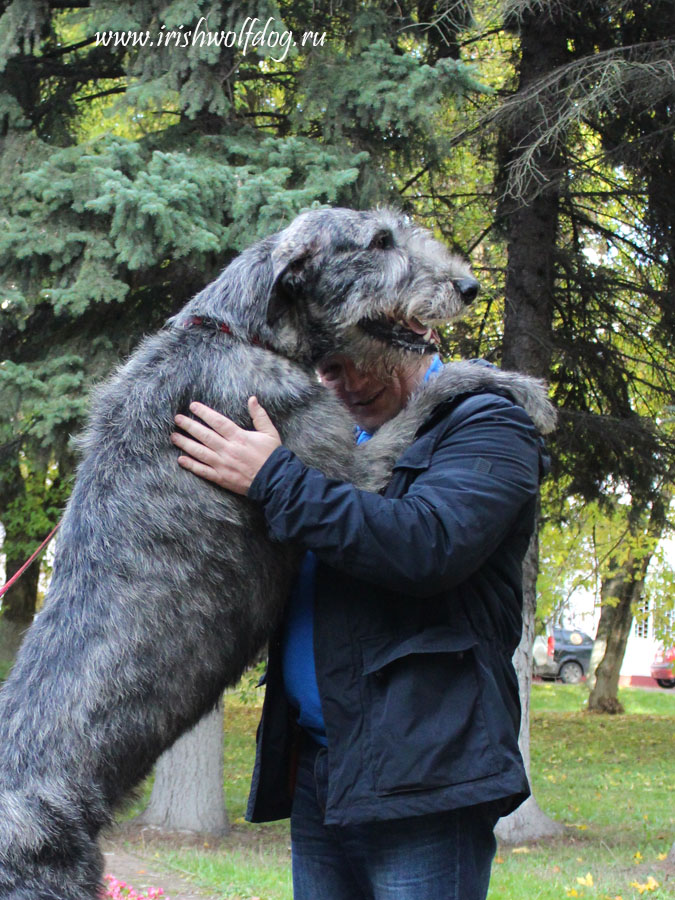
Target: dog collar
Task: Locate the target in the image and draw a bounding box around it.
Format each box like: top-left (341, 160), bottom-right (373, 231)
top-left (178, 315), bottom-right (271, 350)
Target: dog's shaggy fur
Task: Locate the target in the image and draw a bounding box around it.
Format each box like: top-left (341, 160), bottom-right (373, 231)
top-left (0, 207), bottom-right (555, 899)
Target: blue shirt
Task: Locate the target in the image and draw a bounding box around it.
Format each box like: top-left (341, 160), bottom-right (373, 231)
top-left (281, 355), bottom-right (443, 745)
top-left (280, 551), bottom-right (326, 744)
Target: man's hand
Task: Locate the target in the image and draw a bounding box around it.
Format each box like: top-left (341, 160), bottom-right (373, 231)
top-left (171, 397), bottom-right (281, 495)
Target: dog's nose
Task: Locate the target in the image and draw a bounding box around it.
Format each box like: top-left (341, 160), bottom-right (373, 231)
top-left (455, 278), bottom-right (480, 304)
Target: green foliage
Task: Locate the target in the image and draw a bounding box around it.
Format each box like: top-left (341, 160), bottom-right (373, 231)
top-left (0, 0), bottom-right (51, 72)
top-left (227, 659), bottom-right (267, 706)
top-left (80, 143), bottom-right (233, 270)
top-left (2, 472), bottom-right (62, 559)
top-left (300, 34), bottom-right (485, 146)
top-left (646, 542), bottom-right (675, 646)
top-left (0, 658), bottom-right (13, 682)
top-left (0, 128), bottom-right (369, 325)
top-left (0, 354), bottom-right (89, 445)
top-left (220, 133), bottom-right (369, 244)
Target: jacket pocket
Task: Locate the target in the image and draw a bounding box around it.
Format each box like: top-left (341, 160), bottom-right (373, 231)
top-left (361, 627), bottom-right (500, 795)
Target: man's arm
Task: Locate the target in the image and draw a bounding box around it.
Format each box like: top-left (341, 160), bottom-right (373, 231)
top-left (247, 394), bottom-right (541, 597)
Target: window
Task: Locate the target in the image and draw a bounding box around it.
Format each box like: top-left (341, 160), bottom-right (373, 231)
top-left (634, 599), bottom-right (650, 639)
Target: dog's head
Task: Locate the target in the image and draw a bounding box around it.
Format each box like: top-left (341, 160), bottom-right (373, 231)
top-left (264, 207), bottom-right (478, 364)
top-left (180, 207), bottom-right (478, 367)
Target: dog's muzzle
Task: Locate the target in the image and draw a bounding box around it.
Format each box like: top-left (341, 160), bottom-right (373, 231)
top-left (356, 316), bottom-right (440, 353)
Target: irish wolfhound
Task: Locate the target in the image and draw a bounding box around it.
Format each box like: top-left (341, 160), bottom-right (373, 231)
top-left (0, 207), bottom-right (554, 900)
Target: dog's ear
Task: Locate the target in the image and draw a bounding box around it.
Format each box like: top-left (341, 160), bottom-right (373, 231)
top-left (266, 243), bottom-right (316, 326)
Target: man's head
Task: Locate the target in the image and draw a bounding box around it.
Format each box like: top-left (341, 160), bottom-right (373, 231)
top-left (318, 353), bottom-right (431, 431)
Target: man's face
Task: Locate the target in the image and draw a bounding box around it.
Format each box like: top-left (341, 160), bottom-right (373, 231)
top-left (318, 354), bottom-right (429, 431)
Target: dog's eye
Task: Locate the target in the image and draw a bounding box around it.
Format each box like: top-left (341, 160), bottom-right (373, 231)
top-left (369, 230), bottom-right (394, 251)
top-left (288, 253), bottom-right (309, 274)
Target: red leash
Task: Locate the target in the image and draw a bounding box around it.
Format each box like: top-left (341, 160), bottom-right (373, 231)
top-left (0, 523), bottom-right (60, 599)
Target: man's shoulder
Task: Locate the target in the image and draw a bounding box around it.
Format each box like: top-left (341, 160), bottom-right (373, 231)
top-left (420, 359), bottom-right (556, 437)
top-left (412, 387), bottom-right (549, 484)
top-left (390, 392), bottom-right (525, 475)
top-left (419, 388), bottom-right (532, 439)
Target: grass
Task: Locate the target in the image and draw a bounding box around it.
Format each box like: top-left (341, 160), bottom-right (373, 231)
top-left (119, 684), bottom-right (674, 900)
top-left (530, 681), bottom-right (675, 716)
top-left (150, 845), bottom-right (292, 900)
top-left (498, 685), bottom-right (673, 900)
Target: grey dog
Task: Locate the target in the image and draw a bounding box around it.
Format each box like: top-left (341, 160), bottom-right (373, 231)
top-left (0, 207), bottom-right (554, 900)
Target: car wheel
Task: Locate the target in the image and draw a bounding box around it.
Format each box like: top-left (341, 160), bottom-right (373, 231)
top-left (559, 661), bottom-right (584, 684)
top-left (656, 678), bottom-right (675, 689)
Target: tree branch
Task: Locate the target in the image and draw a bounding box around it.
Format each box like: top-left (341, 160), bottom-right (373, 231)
top-left (41, 37), bottom-right (98, 58)
top-left (75, 86), bottom-right (127, 103)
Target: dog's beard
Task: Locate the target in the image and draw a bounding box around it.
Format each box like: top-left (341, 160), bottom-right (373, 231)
top-left (359, 352), bottom-right (428, 384)
top-left (319, 330), bottom-right (433, 386)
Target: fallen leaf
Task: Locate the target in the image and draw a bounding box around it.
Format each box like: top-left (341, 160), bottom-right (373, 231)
top-left (577, 873), bottom-right (594, 887)
top-left (512, 846), bottom-right (530, 854)
top-left (629, 876), bottom-right (660, 894)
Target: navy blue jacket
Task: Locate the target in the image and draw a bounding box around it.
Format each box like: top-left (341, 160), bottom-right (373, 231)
top-left (246, 390), bottom-right (545, 826)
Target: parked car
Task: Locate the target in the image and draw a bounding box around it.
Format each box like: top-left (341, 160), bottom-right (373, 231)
top-left (532, 627), bottom-right (594, 684)
top-left (650, 648), bottom-right (675, 689)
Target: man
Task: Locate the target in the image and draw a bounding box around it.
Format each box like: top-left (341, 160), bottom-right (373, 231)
top-left (171, 349), bottom-right (546, 900)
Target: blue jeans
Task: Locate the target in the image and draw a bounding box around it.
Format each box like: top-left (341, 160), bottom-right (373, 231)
top-left (290, 739), bottom-right (500, 900)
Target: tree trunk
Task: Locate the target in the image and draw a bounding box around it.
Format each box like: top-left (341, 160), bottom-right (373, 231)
top-left (1, 553), bottom-right (40, 624)
top-left (0, 620), bottom-right (30, 669)
top-left (0, 565), bottom-right (38, 663)
top-left (1, 514), bottom-right (42, 665)
top-left (586, 586), bottom-right (614, 693)
top-left (495, 527), bottom-right (564, 842)
top-left (494, 10), bottom-right (568, 843)
top-left (138, 700), bottom-right (229, 835)
top-left (588, 489), bottom-right (668, 713)
top-left (1, 449), bottom-right (74, 667)
top-left (498, 15), bottom-right (567, 377)
top-left (588, 555), bottom-right (649, 714)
